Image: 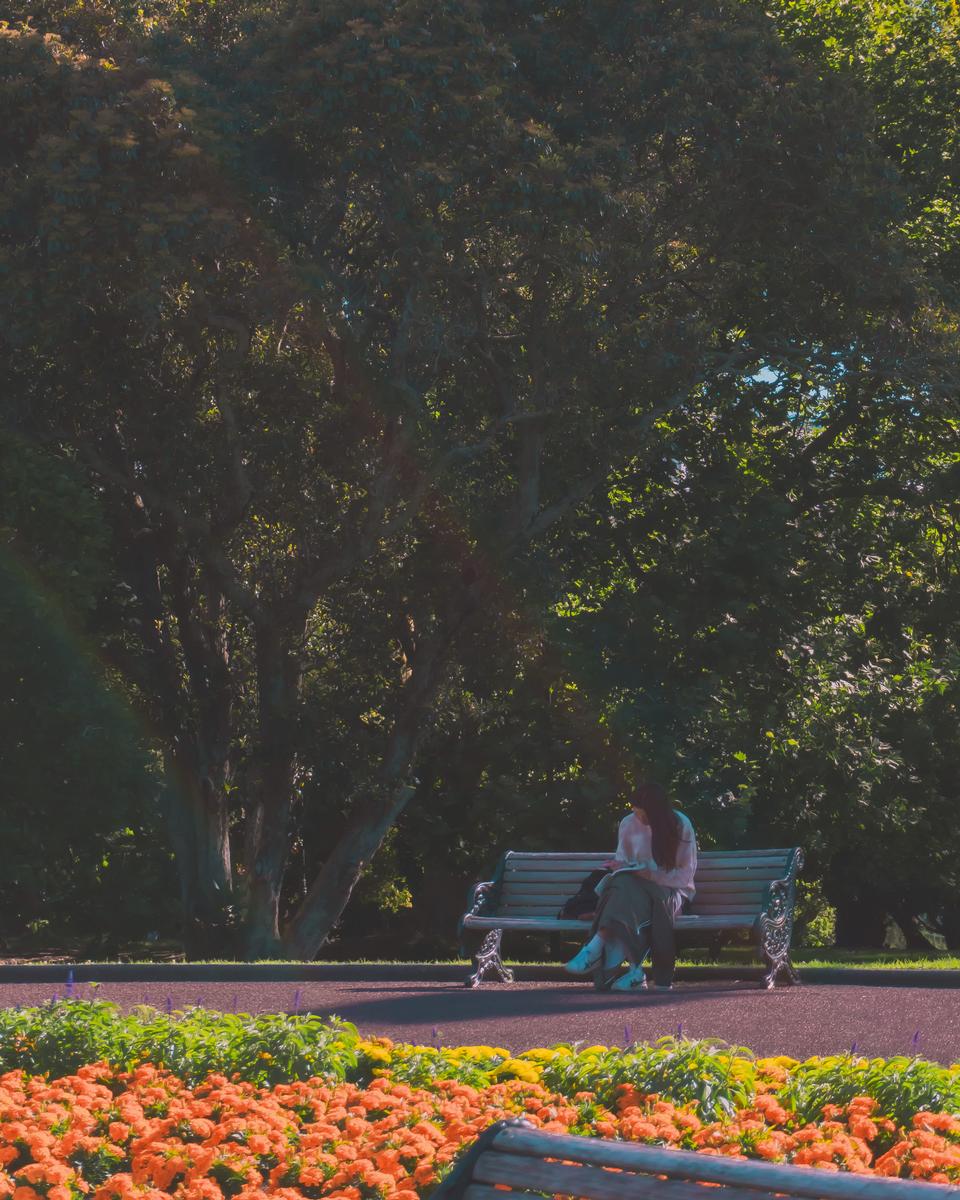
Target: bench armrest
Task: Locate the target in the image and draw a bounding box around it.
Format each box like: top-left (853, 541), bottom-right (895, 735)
top-left (466, 879), bottom-right (496, 916)
top-left (458, 880), bottom-right (497, 955)
top-left (758, 847), bottom-right (804, 921)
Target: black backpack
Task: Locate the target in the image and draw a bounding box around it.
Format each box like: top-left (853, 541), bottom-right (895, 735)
top-left (557, 868), bottom-right (609, 919)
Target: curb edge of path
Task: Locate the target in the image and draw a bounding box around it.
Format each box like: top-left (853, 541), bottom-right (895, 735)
top-left (1, 963), bottom-right (958, 988)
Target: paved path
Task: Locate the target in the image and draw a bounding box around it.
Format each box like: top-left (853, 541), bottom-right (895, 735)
top-left (2, 979), bottom-right (959, 1063)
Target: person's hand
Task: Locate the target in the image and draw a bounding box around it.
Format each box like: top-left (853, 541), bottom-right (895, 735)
top-left (602, 859), bottom-right (622, 869)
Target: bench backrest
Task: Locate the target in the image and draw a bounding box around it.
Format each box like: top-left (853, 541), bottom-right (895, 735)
top-left (492, 848), bottom-right (800, 921)
top-left (434, 1120), bottom-right (958, 1200)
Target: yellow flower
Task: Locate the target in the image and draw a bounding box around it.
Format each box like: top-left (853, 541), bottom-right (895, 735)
top-left (493, 1059), bottom-right (540, 1083)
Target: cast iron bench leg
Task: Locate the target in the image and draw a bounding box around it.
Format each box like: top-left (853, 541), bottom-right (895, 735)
top-left (466, 929), bottom-right (515, 987)
top-left (758, 906), bottom-right (800, 988)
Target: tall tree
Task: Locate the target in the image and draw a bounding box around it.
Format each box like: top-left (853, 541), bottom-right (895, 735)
top-left (0, 0), bottom-right (923, 956)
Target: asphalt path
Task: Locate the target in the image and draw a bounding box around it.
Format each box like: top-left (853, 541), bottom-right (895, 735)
top-left (2, 979), bottom-right (959, 1063)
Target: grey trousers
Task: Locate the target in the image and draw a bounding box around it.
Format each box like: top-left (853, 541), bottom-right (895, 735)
top-left (591, 873), bottom-right (677, 986)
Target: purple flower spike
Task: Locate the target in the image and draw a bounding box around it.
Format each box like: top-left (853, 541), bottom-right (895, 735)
top-left (850, 1041), bottom-right (859, 1055)
top-left (232, 993), bottom-right (239, 1013)
top-left (624, 1025), bottom-right (632, 1049)
top-left (677, 1022), bottom-right (684, 1039)
top-left (912, 1030), bottom-right (921, 1050)
top-left (165, 995), bottom-right (173, 1015)
top-left (52, 992), bottom-right (59, 1005)
top-left (293, 988), bottom-right (302, 1015)
top-left (431, 1026), bottom-right (441, 1049)
top-left (196, 997), bottom-right (203, 1009)
top-left (65, 969), bottom-right (75, 999)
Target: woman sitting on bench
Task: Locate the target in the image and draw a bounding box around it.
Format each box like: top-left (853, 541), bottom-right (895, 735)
top-left (564, 782), bottom-right (698, 992)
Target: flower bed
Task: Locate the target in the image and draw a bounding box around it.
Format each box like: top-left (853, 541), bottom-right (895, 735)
top-left (0, 1004), bottom-right (959, 1191)
top-left (1, 1059), bottom-right (960, 1200)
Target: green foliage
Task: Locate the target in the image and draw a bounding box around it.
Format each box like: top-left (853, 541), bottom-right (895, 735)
top-left (0, 1000), bottom-right (359, 1086)
top-left (793, 881), bottom-right (837, 949)
top-left (357, 1044), bottom-right (516, 1090)
top-left (0, 434), bottom-right (173, 945)
top-left (780, 1052), bottom-right (960, 1127)
top-left (770, 0), bottom-right (960, 297)
top-left (4, 1008), bottom-right (960, 1138)
top-left (540, 1038), bottom-right (758, 1122)
top-left (0, 0), bottom-right (956, 960)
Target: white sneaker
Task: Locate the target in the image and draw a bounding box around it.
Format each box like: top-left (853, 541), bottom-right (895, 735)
top-left (611, 965), bottom-right (647, 992)
top-left (564, 943), bottom-right (604, 975)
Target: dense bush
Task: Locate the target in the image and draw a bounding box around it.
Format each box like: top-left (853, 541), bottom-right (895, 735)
top-left (0, 1000), bottom-right (358, 1086)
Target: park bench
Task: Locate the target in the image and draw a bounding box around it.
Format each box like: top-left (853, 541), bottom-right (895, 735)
top-left (459, 847), bottom-right (803, 988)
top-left (431, 1119), bottom-right (958, 1200)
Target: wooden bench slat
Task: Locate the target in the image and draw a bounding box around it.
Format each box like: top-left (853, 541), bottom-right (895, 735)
top-left (499, 897), bottom-right (768, 912)
top-left (698, 864), bottom-right (786, 874)
top-left (462, 914), bottom-right (759, 931)
top-left (688, 880), bottom-right (772, 892)
top-left (502, 849), bottom-right (796, 859)
top-left (499, 883), bottom-right (595, 892)
top-left (502, 872), bottom-right (778, 884)
top-left (690, 895), bottom-right (765, 905)
top-left (502, 850), bottom-right (793, 861)
top-left (499, 881), bottom-right (773, 899)
top-left (499, 890), bottom-right (765, 905)
top-left (698, 848), bottom-right (796, 857)
top-left (499, 867), bottom-right (789, 881)
top-left (498, 878), bottom-right (782, 893)
top-left (472, 1151), bottom-right (761, 1200)
top-left (461, 1186), bottom-right (507, 1200)
top-left (698, 872), bottom-right (783, 881)
top-left (501, 869), bottom-right (601, 878)
top-left (463, 921), bottom-right (592, 931)
top-left (491, 908), bottom-right (763, 922)
top-left (490, 1126), bottom-right (960, 1198)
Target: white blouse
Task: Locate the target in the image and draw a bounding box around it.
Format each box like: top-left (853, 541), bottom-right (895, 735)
top-left (611, 809), bottom-right (698, 900)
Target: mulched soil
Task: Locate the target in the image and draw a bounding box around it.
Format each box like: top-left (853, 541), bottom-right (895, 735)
top-left (2, 978), bottom-right (958, 1063)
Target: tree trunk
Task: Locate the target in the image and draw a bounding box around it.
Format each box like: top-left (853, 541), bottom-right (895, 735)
top-left (281, 775), bottom-right (419, 961)
top-left (117, 512), bottom-right (237, 955)
top-left (242, 625), bottom-right (303, 959)
top-left (889, 900), bottom-right (934, 951)
top-left (160, 746), bottom-right (234, 956)
top-left (280, 626), bottom-right (450, 960)
top-left (939, 904), bottom-right (960, 951)
top-left (243, 763), bottom-right (294, 959)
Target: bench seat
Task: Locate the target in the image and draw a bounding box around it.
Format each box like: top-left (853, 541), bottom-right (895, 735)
top-left (459, 847), bottom-right (804, 988)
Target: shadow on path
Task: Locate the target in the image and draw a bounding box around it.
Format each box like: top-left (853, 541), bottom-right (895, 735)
top-left (306, 983), bottom-right (755, 1024)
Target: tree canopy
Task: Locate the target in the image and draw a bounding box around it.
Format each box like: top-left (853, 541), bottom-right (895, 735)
top-left (1, 0), bottom-right (957, 955)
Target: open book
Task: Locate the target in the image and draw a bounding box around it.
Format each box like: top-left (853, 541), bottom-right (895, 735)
top-left (595, 861), bottom-right (654, 892)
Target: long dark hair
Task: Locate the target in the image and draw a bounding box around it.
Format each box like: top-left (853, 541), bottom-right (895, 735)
top-left (632, 781), bottom-right (681, 869)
